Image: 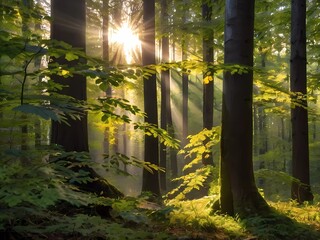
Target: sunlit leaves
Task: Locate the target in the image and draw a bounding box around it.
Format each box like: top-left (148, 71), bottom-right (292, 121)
top-left (165, 166), bottom-right (212, 202)
top-left (180, 127), bottom-right (221, 171)
top-left (65, 52), bottom-right (79, 61)
top-left (134, 122), bottom-right (180, 149)
top-left (103, 153), bottom-right (164, 176)
top-left (164, 127), bottom-right (221, 202)
top-left (203, 75), bottom-right (213, 84)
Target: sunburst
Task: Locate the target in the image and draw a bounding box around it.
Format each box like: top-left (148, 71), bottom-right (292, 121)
top-left (110, 22), bottom-right (141, 64)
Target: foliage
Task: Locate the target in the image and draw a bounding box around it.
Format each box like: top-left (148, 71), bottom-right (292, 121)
top-left (134, 122), bottom-right (180, 149)
top-left (180, 126), bottom-right (220, 170)
top-left (0, 148), bottom-right (175, 239)
top-left (164, 197), bottom-right (320, 240)
top-left (103, 152), bottom-right (165, 175)
top-left (0, 2), bottom-right (179, 239)
top-left (165, 127), bottom-right (220, 202)
top-left (240, 205), bottom-right (320, 240)
top-left (166, 167), bottom-right (213, 202)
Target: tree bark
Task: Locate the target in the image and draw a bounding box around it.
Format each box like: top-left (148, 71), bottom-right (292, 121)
top-left (102, 0), bottom-right (113, 156)
top-left (202, 0), bottom-right (214, 166)
top-left (181, 10), bottom-right (189, 150)
top-left (51, 0), bottom-right (88, 152)
top-left (290, 0), bottom-right (313, 203)
top-left (142, 0), bottom-right (161, 196)
top-left (219, 0), bottom-right (269, 217)
top-left (160, 0), bottom-right (170, 192)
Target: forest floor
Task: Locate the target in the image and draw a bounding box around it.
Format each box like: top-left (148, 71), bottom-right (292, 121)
top-left (3, 198), bottom-right (320, 240)
top-left (149, 198), bottom-right (320, 240)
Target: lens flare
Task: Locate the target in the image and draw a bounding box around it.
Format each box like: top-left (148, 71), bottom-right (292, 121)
top-left (111, 22), bottom-right (141, 64)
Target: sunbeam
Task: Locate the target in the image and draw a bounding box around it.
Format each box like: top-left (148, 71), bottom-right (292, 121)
top-left (110, 22), bottom-right (141, 64)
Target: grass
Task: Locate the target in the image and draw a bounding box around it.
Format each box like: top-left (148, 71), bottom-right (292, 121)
top-left (163, 197), bottom-right (320, 240)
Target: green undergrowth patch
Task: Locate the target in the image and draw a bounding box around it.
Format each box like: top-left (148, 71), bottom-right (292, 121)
top-left (166, 196), bottom-right (247, 239)
top-left (269, 200), bottom-right (320, 229)
top-left (164, 197), bottom-right (320, 240)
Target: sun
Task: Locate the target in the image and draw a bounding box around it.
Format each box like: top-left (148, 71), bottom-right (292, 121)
top-left (110, 22), bottom-right (141, 64)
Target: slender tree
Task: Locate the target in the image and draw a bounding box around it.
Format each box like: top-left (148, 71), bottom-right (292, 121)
top-left (102, 0), bottom-right (112, 156)
top-left (159, 0), bottom-right (177, 192)
top-left (142, 0), bottom-right (161, 195)
top-left (219, 0), bottom-right (269, 216)
top-left (181, 1), bottom-right (189, 150)
top-left (202, 0), bottom-right (214, 166)
top-left (19, 0), bottom-right (34, 165)
top-left (160, 0), bottom-right (170, 191)
top-left (290, 0), bottom-right (313, 203)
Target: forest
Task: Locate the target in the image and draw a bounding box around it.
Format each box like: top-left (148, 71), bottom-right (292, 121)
top-left (0, 0), bottom-right (320, 239)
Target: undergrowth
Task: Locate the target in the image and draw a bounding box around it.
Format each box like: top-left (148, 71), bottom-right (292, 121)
top-left (164, 197), bottom-right (320, 240)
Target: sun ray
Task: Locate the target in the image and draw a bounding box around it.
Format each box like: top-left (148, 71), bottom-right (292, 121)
top-left (110, 22), bottom-right (141, 64)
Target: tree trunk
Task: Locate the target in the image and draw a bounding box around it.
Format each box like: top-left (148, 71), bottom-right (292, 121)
top-left (180, 0), bottom-right (189, 150)
top-left (142, 0), bottom-right (161, 196)
top-left (290, 0), bottom-right (313, 203)
top-left (160, 0), bottom-right (170, 192)
top-left (102, 0), bottom-right (113, 156)
top-left (219, 0), bottom-right (269, 217)
top-left (19, 0), bottom-right (34, 166)
top-left (50, 0), bottom-right (122, 199)
top-left (51, 0), bottom-right (88, 152)
top-left (202, 0), bottom-right (214, 166)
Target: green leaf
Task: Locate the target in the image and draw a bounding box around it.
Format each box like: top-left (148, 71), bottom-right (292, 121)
top-left (12, 104), bottom-right (60, 121)
top-left (65, 52), bottom-right (79, 61)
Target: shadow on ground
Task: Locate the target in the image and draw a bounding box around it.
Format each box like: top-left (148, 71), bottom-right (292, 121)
top-left (239, 209), bottom-right (320, 240)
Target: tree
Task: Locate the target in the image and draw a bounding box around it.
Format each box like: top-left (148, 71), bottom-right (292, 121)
top-left (290, 0), bottom-right (313, 203)
top-left (160, 0), bottom-right (170, 191)
top-left (102, 0), bottom-right (112, 156)
top-left (202, 0), bottom-right (214, 166)
top-left (181, 1), bottom-right (189, 150)
top-left (50, 0), bottom-right (122, 198)
top-left (219, 0), bottom-right (269, 216)
top-left (19, 0), bottom-right (34, 165)
top-left (142, 0), bottom-right (161, 195)
top-left (50, 0), bottom-right (88, 152)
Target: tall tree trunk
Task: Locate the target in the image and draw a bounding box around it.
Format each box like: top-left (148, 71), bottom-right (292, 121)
top-left (202, 0), bottom-right (214, 166)
top-left (290, 0), bottom-right (313, 203)
top-left (102, 0), bottom-right (112, 156)
top-left (20, 0), bottom-right (34, 165)
top-left (142, 0), bottom-right (161, 195)
top-left (51, 0), bottom-right (88, 152)
top-left (181, 20), bottom-right (188, 149)
top-left (50, 0), bottom-right (122, 199)
top-left (160, 0), bottom-right (169, 192)
top-left (219, 0), bottom-right (269, 217)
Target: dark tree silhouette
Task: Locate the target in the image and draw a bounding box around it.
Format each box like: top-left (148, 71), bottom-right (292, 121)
top-left (51, 0), bottom-right (88, 152)
top-left (219, 0), bottom-right (269, 216)
top-left (290, 0), bottom-right (313, 203)
top-left (202, 0), bottom-right (214, 166)
top-left (141, 0), bottom-right (161, 195)
top-left (50, 0), bottom-right (122, 199)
